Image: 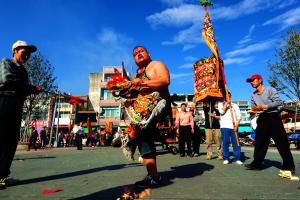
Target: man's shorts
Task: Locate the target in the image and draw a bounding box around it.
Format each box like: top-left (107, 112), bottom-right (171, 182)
top-left (137, 100), bottom-right (172, 157)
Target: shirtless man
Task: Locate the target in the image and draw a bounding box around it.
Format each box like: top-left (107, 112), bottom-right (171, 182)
top-left (132, 46), bottom-right (171, 188)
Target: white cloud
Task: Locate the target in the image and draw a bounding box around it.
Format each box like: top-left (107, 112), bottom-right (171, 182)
top-left (160, 0), bottom-right (186, 7)
top-left (237, 24), bottom-right (256, 47)
top-left (77, 28), bottom-right (134, 68)
top-left (184, 56), bottom-right (198, 62)
top-left (263, 7), bottom-right (300, 30)
top-left (178, 63), bottom-right (194, 69)
top-left (225, 39), bottom-right (276, 58)
top-left (146, 4), bottom-right (202, 29)
top-left (223, 57), bottom-right (253, 65)
top-left (182, 44), bottom-right (197, 51)
top-left (277, 0), bottom-right (296, 9)
top-left (171, 72), bottom-right (193, 79)
top-left (162, 24), bottom-right (203, 47)
top-left (147, 0), bottom-right (296, 49)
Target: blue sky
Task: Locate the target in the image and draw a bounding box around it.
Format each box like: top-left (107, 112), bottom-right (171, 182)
top-left (1, 0), bottom-right (300, 101)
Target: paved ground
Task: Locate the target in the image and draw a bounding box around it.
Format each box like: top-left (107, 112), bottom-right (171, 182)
top-left (0, 145), bottom-right (300, 200)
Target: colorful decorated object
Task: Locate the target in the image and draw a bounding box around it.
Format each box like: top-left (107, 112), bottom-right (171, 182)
top-left (107, 69), bottom-right (166, 128)
top-left (107, 68), bottom-right (166, 160)
top-left (194, 0), bottom-right (225, 103)
top-left (106, 68), bottom-right (139, 98)
top-left (194, 57), bottom-right (224, 102)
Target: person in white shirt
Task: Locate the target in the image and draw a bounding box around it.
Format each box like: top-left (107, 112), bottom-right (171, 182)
top-left (218, 92), bottom-right (243, 165)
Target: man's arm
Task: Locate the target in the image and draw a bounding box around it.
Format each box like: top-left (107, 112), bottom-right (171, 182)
top-left (252, 88), bottom-right (282, 111)
top-left (140, 61), bottom-right (170, 89)
top-left (0, 59), bottom-right (17, 88)
top-left (234, 104), bottom-right (241, 132)
top-left (174, 112), bottom-right (180, 129)
top-left (217, 102), bottom-right (227, 115)
top-left (190, 113), bottom-right (194, 133)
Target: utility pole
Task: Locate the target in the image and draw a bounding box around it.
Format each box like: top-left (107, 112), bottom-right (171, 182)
top-left (54, 94), bottom-right (61, 147)
top-left (49, 96), bottom-right (57, 147)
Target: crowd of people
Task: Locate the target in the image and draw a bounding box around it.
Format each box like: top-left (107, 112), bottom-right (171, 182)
top-left (0, 41), bottom-right (296, 190)
top-left (25, 124), bottom-right (115, 151)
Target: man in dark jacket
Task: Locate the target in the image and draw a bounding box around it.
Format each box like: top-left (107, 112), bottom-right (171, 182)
top-left (0, 40), bottom-right (43, 189)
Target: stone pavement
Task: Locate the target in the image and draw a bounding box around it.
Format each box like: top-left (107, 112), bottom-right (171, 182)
top-left (0, 145), bottom-right (299, 200)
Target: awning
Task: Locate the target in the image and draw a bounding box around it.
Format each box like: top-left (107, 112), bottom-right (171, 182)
top-left (238, 126), bottom-right (253, 133)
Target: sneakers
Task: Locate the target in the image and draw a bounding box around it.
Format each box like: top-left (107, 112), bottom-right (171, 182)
top-left (223, 160), bottom-right (229, 165)
top-left (278, 170), bottom-right (299, 180)
top-left (235, 160), bottom-right (243, 165)
top-left (135, 175), bottom-right (162, 188)
top-left (0, 177), bottom-right (7, 190)
top-left (193, 153), bottom-right (200, 157)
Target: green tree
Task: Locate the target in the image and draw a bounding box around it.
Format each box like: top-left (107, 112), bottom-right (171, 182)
top-left (21, 52), bottom-right (58, 142)
top-left (268, 29), bottom-right (300, 101)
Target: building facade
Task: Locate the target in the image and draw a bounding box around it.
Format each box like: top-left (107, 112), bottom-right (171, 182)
top-left (89, 66), bottom-right (129, 129)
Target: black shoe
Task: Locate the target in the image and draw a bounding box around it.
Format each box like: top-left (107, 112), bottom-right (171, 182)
top-left (179, 154), bottom-right (185, 157)
top-left (135, 175), bottom-right (162, 188)
top-left (193, 153), bottom-right (200, 157)
top-left (245, 162), bottom-right (262, 170)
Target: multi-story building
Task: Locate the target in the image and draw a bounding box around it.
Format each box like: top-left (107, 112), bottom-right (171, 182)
top-left (89, 66), bottom-right (129, 130)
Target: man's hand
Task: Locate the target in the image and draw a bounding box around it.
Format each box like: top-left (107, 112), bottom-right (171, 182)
top-left (252, 105), bottom-right (268, 111)
top-left (132, 78), bottom-right (142, 86)
top-left (208, 113), bottom-right (216, 117)
top-left (234, 126), bottom-right (238, 133)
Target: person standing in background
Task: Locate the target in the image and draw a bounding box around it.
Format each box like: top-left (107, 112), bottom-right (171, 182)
top-left (218, 92), bottom-right (243, 165)
top-left (175, 103), bottom-right (194, 157)
top-left (203, 101), bottom-right (222, 160)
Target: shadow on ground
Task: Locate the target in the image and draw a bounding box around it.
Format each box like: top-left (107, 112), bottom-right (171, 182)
top-left (262, 159), bottom-right (282, 170)
top-left (17, 163), bottom-right (142, 185)
top-left (13, 156), bottom-right (56, 161)
top-left (71, 162), bottom-right (214, 200)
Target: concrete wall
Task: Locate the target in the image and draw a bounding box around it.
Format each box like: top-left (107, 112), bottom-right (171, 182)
top-left (89, 73), bottom-right (103, 112)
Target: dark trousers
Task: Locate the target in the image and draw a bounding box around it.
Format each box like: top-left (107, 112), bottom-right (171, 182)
top-left (76, 135), bottom-right (83, 150)
top-left (253, 113), bottom-right (295, 170)
top-left (28, 139), bottom-right (37, 151)
top-left (192, 129), bottom-right (201, 154)
top-left (178, 126), bottom-right (192, 155)
top-left (41, 137), bottom-right (47, 147)
top-left (0, 96), bottom-right (23, 178)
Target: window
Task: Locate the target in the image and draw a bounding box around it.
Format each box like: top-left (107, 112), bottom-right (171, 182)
top-left (103, 107), bottom-right (119, 118)
top-left (103, 89), bottom-right (114, 100)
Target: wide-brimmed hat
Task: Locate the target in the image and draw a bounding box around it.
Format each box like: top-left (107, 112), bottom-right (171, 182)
top-left (12, 40), bottom-right (37, 53)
